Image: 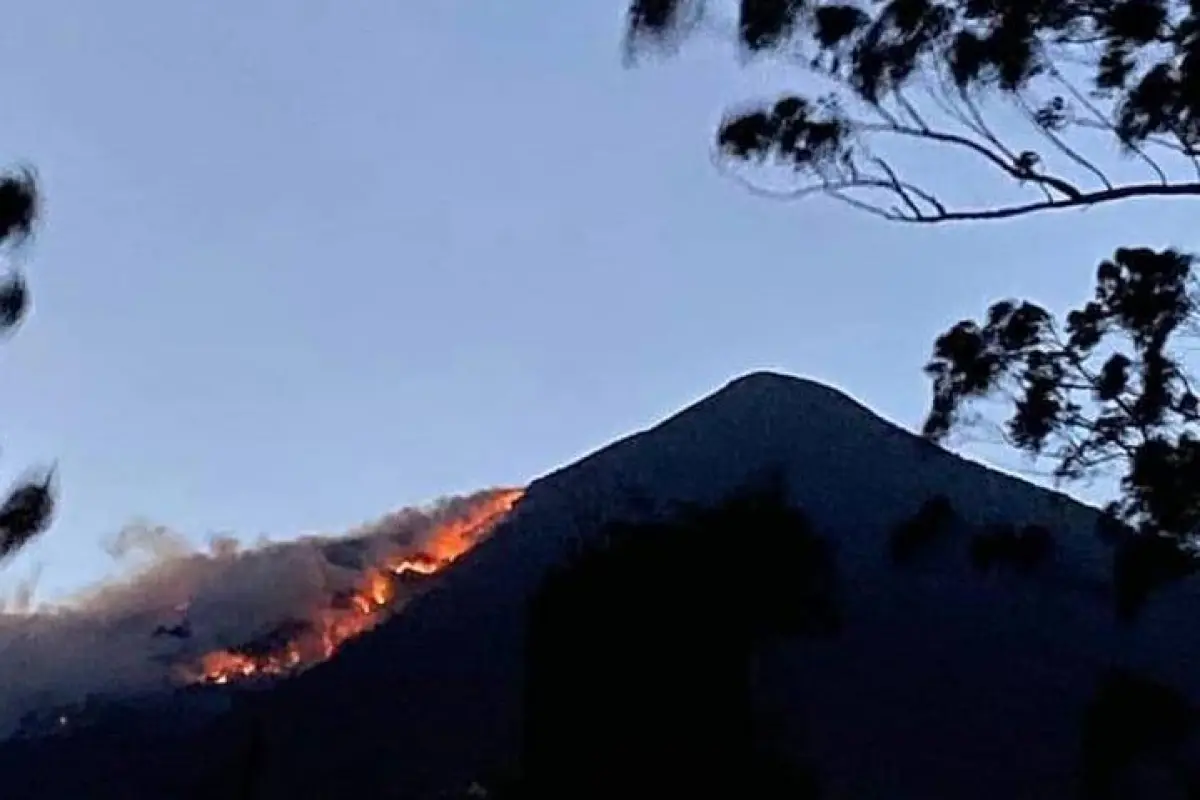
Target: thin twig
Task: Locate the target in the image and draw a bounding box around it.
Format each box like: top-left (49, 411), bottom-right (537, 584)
top-left (1014, 92), bottom-right (1113, 190)
top-left (853, 120), bottom-right (1084, 199)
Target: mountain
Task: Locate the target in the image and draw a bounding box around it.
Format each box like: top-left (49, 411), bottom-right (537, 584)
top-left (3, 371), bottom-right (1200, 798)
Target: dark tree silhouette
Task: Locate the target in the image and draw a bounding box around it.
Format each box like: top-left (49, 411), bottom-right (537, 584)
top-left (921, 245), bottom-right (1200, 612)
top-left (888, 493), bottom-right (957, 563)
top-left (923, 247), bottom-right (1200, 542)
top-left (516, 480), bottom-right (838, 799)
top-left (0, 165), bottom-right (56, 563)
top-left (968, 522), bottom-right (1056, 573)
top-left (624, 0), bottom-right (1200, 222)
top-left (1078, 669), bottom-right (1199, 798)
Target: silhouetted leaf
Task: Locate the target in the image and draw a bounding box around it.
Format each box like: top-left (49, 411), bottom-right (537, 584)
top-left (740, 0), bottom-right (805, 50)
top-left (0, 273), bottom-right (28, 333)
top-left (0, 167), bottom-right (38, 247)
top-left (0, 468), bottom-right (56, 561)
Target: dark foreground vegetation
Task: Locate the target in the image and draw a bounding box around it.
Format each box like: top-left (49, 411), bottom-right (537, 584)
top-left (493, 480), bottom-right (840, 799)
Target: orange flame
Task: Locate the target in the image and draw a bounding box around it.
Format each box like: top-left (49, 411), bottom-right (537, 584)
top-left (186, 488), bottom-right (523, 685)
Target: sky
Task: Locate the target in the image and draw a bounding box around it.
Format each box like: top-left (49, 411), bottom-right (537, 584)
top-left (0, 1), bottom-right (1195, 602)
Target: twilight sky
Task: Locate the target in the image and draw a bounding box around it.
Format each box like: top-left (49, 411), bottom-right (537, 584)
top-left (0, 2), bottom-right (1195, 601)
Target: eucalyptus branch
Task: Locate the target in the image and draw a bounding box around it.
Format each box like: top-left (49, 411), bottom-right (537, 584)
top-left (1014, 92), bottom-right (1113, 190)
top-left (894, 89), bottom-right (932, 132)
top-left (626, 0), bottom-right (1200, 224)
top-left (957, 89), bottom-right (1019, 163)
top-left (713, 150), bottom-right (947, 220)
top-left (869, 180), bottom-right (1200, 222)
top-left (853, 120), bottom-right (1084, 198)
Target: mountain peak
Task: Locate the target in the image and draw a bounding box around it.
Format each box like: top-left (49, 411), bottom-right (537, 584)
top-left (720, 368), bottom-right (813, 390)
top-left (508, 370), bottom-right (1097, 567)
top-left (718, 368), bottom-right (832, 393)
top-left (679, 370), bottom-right (888, 434)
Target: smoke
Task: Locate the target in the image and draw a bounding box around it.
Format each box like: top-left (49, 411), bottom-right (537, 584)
top-left (0, 488), bottom-right (518, 739)
top-left (0, 564), bottom-right (42, 615)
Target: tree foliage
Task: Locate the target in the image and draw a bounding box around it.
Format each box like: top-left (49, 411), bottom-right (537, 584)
top-left (624, 0), bottom-right (1200, 222)
top-left (0, 165), bottom-right (55, 562)
top-left (1079, 669), bottom-right (1198, 797)
top-left (923, 246), bottom-right (1200, 543)
top-left (520, 480), bottom-right (836, 798)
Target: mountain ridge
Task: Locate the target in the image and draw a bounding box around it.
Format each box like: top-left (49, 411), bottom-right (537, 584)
top-left (3, 370), bottom-right (1199, 798)
top-left (242, 370), bottom-right (1134, 798)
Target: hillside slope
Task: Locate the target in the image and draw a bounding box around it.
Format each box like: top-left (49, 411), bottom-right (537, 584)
top-left (3, 371), bottom-right (1199, 798)
top-left (244, 371), bottom-right (1198, 799)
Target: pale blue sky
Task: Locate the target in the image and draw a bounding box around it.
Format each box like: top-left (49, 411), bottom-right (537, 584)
top-left (0, 2), bottom-right (1195, 601)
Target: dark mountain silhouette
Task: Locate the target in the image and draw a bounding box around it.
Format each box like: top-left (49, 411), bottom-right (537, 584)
top-left (2, 371), bottom-right (1199, 798)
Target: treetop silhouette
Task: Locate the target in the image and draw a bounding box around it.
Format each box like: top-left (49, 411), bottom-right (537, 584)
top-left (923, 246), bottom-right (1200, 544)
top-left (624, 0), bottom-right (1200, 222)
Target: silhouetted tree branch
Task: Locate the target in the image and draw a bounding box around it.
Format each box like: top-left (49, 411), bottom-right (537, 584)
top-left (922, 247), bottom-right (1200, 544)
top-left (0, 165), bottom-right (56, 563)
top-left (624, 0), bottom-right (1200, 223)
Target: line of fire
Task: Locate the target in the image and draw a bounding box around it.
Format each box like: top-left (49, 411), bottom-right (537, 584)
top-left (169, 488), bottom-right (524, 686)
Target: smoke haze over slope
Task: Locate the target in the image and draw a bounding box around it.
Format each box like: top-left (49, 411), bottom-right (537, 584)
top-left (0, 488), bottom-right (521, 737)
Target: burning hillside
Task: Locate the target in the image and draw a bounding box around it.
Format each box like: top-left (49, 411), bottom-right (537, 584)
top-left (182, 488), bottom-right (523, 685)
top-left (0, 487), bottom-right (523, 738)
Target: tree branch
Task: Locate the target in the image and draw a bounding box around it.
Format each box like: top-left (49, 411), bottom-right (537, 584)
top-left (900, 181), bottom-right (1200, 223)
top-left (1013, 92), bottom-right (1113, 190)
top-left (855, 120), bottom-right (1084, 200)
top-left (740, 176), bottom-right (1200, 223)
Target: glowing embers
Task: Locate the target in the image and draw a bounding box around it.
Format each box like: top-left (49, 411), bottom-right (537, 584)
top-left (186, 489), bottom-right (523, 685)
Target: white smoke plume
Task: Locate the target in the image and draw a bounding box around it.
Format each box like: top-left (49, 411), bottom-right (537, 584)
top-left (0, 488), bottom-right (519, 739)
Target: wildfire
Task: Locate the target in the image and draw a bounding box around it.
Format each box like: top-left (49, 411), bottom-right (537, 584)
top-left (186, 488), bottom-right (524, 686)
